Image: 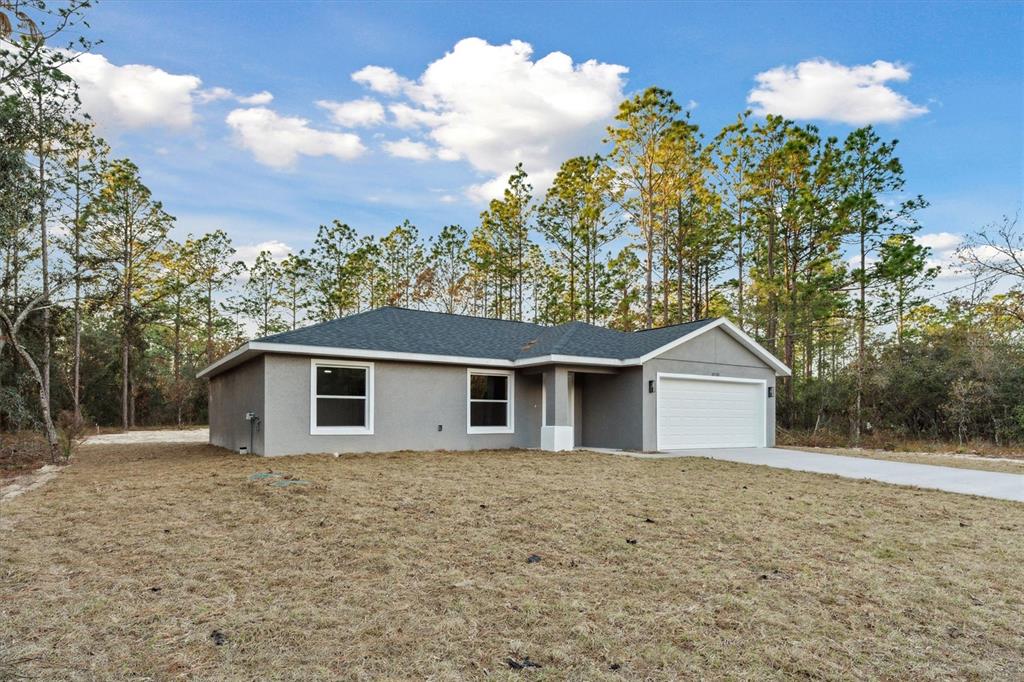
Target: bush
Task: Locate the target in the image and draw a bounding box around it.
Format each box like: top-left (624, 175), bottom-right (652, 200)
top-left (56, 411), bottom-right (89, 462)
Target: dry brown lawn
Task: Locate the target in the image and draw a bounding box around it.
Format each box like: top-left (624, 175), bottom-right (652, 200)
top-left (2, 444), bottom-right (1023, 680)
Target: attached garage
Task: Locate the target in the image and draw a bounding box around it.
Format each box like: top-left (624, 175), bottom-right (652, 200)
top-left (655, 374), bottom-right (767, 450)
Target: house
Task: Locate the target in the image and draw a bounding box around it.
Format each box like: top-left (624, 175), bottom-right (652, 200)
top-left (198, 307), bottom-right (791, 456)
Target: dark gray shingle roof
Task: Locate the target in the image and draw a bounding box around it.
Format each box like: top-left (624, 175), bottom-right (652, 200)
top-left (256, 307), bottom-right (718, 361)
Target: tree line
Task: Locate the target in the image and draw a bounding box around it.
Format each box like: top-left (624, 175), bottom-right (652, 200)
top-left (3, 2), bottom-right (1023, 457)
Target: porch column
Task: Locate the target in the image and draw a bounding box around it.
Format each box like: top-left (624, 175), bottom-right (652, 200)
top-left (541, 366), bottom-right (573, 451)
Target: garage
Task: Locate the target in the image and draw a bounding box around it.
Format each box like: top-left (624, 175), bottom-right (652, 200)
top-left (656, 373), bottom-right (766, 450)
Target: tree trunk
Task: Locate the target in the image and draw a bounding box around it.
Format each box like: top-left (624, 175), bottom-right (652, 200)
top-left (174, 292), bottom-right (182, 427)
top-left (72, 173), bottom-right (83, 422)
top-left (736, 202), bottom-right (745, 331)
top-left (122, 255), bottom-right (132, 431)
top-left (36, 103), bottom-right (51, 415)
top-left (644, 223), bottom-right (654, 328)
top-left (12, 335), bottom-right (59, 458)
top-left (855, 227), bottom-right (866, 445)
top-left (660, 229), bottom-right (670, 326)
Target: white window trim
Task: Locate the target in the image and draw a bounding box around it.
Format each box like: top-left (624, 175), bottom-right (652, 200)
top-left (310, 359), bottom-right (374, 435)
top-left (467, 368), bottom-right (514, 435)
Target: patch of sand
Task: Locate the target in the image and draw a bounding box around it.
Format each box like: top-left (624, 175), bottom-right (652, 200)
top-left (0, 464), bottom-right (64, 506)
top-left (84, 428), bottom-right (209, 445)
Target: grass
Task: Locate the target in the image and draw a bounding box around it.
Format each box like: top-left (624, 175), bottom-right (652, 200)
top-left (2, 443), bottom-right (1023, 680)
top-left (788, 446), bottom-right (1024, 475)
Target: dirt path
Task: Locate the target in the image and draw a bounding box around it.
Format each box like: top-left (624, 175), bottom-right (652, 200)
top-left (0, 464), bottom-right (65, 504)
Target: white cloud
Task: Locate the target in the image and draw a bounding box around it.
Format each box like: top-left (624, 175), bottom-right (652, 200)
top-left (465, 168), bottom-right (559, 204)
top-left (61, 52), bottom-right (202, 129)
top-left (351, 65), bottom-right (409, 95)
top-left (916, 232), bottom-right (962, 253)
top-left (225, 107), bottom-right (366, 169)
top-left (196, 86), bottom-right (234, 103)
top-left (198, 87), bottom-right (274, 105)
top-left (236, 240), bottom-right (294, 267)
top-left (747, 59), bottom-right (928, 125)
top-left (382, 137), bottom-right (434, 161)
top-left (435, 147), bottom-right (460, 162)
top-left (388, 102), bottom-right (444, 129)
top-left (352, 37), bottom-right (628, 201)
top-left (915, 231), bottom-right (966, 275)
top-left (238, 90), bottom-right (274, 105)
top-left (316, 97), bottom-right (385, 127)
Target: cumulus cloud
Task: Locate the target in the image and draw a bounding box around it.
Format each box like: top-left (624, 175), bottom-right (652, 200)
top-left (352, 37), bottom-right (628, 201)
top-left (198, 87), bottom-right (274, 105)
top-left (61, 52), bottom-right (202, 129)
top-left (225, 107), bottom-right (366, 169)
top-left (351, 65), bottom-right (409, 95)
top-left (382, 137), bottom-right (435, 160)
top-left (60, 52), bottom-right (280, 132)
top-left (388, 102), bottom-right (444, 129)
top-left (916, 232), bottom-right (962, 253)
top-left (196, 86), bottom-right (234, 103)
top-left (915, 231), bottom-right (964, 276)
top-left (238, 90), bottom-right (274, 105)
top-left (747, 59), bottom-right (928, 125)
top-left (316, 97), bottom-right (386, 127)
top-left (236, 239), bottom-right (294, 267)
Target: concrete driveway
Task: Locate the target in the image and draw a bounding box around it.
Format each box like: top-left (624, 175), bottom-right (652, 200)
top-left (659, 447), bottom-right (1024, 502)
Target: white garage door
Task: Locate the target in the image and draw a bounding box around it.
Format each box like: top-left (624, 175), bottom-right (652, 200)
top-left (657, 375), bottom-right (765, 450)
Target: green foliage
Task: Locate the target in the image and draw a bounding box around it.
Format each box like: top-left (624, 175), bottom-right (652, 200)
top-left (231, 250), bottom-right (286, 337)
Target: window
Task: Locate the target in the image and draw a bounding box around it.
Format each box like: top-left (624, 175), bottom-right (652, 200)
top-left (467, 369), bottom-right (514, 434)
top-left (310, 360), bottom-right (373, 435)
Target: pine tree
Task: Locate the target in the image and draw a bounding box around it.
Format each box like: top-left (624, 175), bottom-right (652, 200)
top-left (427, 224), bottom-right (470, 314)
top-left (232, 251), bottom-right (286, 337)
top-left (85, 159), bottom-right (173, 429)
top-left (840, 127), bottom-right (926, 442)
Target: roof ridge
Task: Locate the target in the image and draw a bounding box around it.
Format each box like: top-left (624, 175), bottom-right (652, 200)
top-left (379, 305), bottom-right (547, 328)
top-left (632, 317), bottom-right (718, 333)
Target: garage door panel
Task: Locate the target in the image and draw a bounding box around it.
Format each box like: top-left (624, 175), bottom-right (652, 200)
top-left (657, 376), bottom-right (764, 449)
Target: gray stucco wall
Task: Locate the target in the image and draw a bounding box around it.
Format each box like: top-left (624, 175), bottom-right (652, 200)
top-left (641, 326), bottom-right (777, 450)
top-left (209, 356), bottom-right (266, 454)
top-left (578, 368), bottom-right (644, 451)
top-left (261, 354), bottom-right (542, 455)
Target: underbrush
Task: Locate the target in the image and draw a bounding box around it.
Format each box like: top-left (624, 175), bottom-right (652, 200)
top-left (778, 427), bottom-right (1024, 458)
top-left (0, 431), bottom-right (51, 479)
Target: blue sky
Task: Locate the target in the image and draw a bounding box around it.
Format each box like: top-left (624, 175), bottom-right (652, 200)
top-left (72, 1), bottom-right (1022, 281)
